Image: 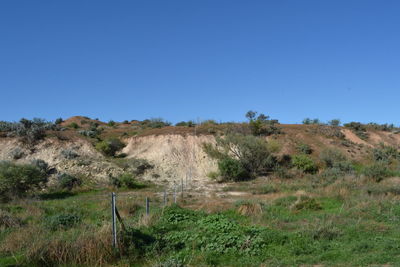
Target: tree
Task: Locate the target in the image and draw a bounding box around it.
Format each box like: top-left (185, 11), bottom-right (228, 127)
top-left (328, 119), bottom-right (341, 126)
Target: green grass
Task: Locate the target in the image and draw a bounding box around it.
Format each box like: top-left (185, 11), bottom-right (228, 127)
top-left (1, 176), bottom-right (400, 266)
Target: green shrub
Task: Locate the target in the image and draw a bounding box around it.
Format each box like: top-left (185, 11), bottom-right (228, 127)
top-left (175, 121), bottom-right (196, 127)
top-left (218, 157), bottom-right (249, 181)
top-left (44, 213), bottom-right (81, 231)
top-left (344, 122), bottom-right (369, 140)
top-left (245, 110), bottom-right (281, 136)
top-left (115, 158), bottom-right (153, 175)
top-left (292, 155), bottom-right (318, 174)
top-left (111, 173), bottom-right (144, 189)
top-left (107, 120), bottom-right (116, 127)
top-left (207, 171), bottom-right (220, 180)
top-left (297, 143), bottom-right (312, 154)
top-left (9, 147), bottom-right (24, 160)
top-left (293, 196), bottom-right (322, 211)
top-left (0, 118), bottom-right (56, 144)
top-left (328, 119), bottom-right (341, 126)
top-left (363, 163), bottom-right (392, 182)
top-left (203, 134), bottom-right (277, 178)
top-left (372, 144), bottom-right (399, 163)
top-left (30, 159), bottom-right (50, 174)
top-left (141, 118), bottom-right (171, 129)
top-left (319, 148), bottom-right (346, 168)
top-left (0, 161), bottom-right (47, 200)
top-left (57, 173), bottom-right (82, 190)
top-left (68, 122), bottom-right (79, 129)
top-left (55, 118), bottom-right (63, 125)
top-left (302, 118), bottom-right (321, 125)
top-left (96, 138), bottom-right (125, 157)
top-left (61, 149), bottom-right (79, 159)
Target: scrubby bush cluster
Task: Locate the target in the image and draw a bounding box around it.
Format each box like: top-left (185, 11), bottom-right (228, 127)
top-left (61, 149), bottom-right (80, 159)
top-left (203, 134), bottom-right (277, 181)
top-left (0, 161), bottom-right (48, 201)
top-left (245, 111), bottom-right (281, 136)
top-left (0, 118), bottom-right (57, 144)
top-left (175, 120), bottom-right (196, 127)
top-left (344, 122), bottom-right (369, 140)
top-left (110, 173), bottom-right (145, 189)
top-left (297, 143), bottom-right (312, 154)
top-left (96, 138), bottom-right (125, 157)
top-left (57, 173), bottom-right (82, 190)
top-left (140, 118), bottom-right (171, 129)
top-left (366, 122), bottom-right (397, 132)
top-left (302, 118), bottom-right (322, 125)
top-left (291, 155), bottom-right (318, 174)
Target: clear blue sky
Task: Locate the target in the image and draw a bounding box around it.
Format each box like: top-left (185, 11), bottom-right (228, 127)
top-left (1, 0), bottom-right (399, 124)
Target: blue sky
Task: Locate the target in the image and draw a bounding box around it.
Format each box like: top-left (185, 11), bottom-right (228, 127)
top-left (1, 0), bottom-right (399, 124)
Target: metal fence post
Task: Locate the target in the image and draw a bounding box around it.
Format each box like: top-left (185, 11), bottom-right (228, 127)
top-left (174, 185), bottom-right (177, 204)
top-left (163, 190), bottom-right (167, 206)
top-left (146, 197), bottom-right (150, 215)
top-left (111, 192), bottom-right (117, 248)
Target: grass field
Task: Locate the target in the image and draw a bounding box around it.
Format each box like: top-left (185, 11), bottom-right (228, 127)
top-left (1, 174), bottom-right (400, 267)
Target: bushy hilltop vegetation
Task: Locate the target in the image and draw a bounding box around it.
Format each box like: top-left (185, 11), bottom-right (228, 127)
top-left (1, 112), bottom-right (400, 266)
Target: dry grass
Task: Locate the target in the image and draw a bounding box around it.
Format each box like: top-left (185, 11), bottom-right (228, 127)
top-left (237, 202), bottom-right (262, 216)
top-left (25, 225), bottom-right (113, 266)
top-left (0, 209), bottom-right (23, 229)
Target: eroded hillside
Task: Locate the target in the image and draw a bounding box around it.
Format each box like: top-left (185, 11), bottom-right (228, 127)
top-left (1, 117), bottom-right (399, 191)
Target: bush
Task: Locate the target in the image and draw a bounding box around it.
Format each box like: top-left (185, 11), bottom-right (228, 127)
top-left (61, 149), bottom-right (80, 159)
top-left (57, 173), bottom-right (82, 190)
top-left (175, 121), bottom-right (196, 127)
top-left (44, 213), bottom-right (81, 231)
top-left (292, 155), bottom-right (318, 174)
top-left (115, 158), bottom-right (153, 175)
top-left (96, 138), bottom-right (125, 157)
top-left (363, 163), bottom-right (392, 182)
top-left (302, 118), bottom-right (321, 125)
top-left (30, 159), bottom-right (50, 174)
top-left (245, 111), bottom-right (281, 136)
top-left (107, 120), bottom-right (116, 127)
top-left (0, 118), bottom-right (57, 144)
top-left (141, 118), bottom-right (171, 129)
top-left (372, 144), bottom-right (399, 164)
top-left (344, 122), bottom-right (369, 140)
top-left (55, 118), bottom-right (63, 125)
top-left (111, 173), bottom-right (144, 189)
top-left (319, 148), bottom-right (346, 168)
top-left (203, 134), bottom-right (277, 178)
top-left (9, 147), bottom-right (24, 160)
top-left (328, 119), bottom-right (341, 126)
top-left (297, 143), bottom-right (312, 154)
top-left (68, 122), bottom-right (79, 129)
top-left (0, 161), bottom-right (48, 200)
top-left (218, 157), bottom-right (249, 181)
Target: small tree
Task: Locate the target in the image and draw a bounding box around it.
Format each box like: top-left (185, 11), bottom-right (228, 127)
top-left (245, 110), bottom-right (279, 136)
top-left (328, 119), bottom-right (341, 126)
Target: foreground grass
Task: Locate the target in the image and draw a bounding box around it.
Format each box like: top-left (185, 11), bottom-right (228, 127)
top-left (1, 176), bottom-right (400, 266)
